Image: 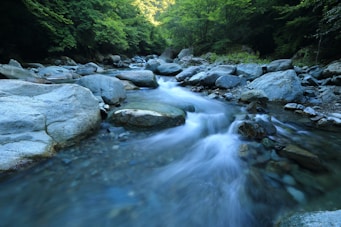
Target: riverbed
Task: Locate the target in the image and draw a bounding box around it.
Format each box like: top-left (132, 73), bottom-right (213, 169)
top-left (0, 77), bottom-right (340, 227)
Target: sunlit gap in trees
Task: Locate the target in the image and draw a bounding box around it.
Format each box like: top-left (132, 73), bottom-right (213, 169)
top-left (132, 0), bottom-right (175, 26)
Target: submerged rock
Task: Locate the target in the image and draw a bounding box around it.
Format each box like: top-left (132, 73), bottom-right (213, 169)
top-left (277, 144), bottom-right (325, 171)
top-left (107, 102), bottom-right (186, 131)
top-left (237, 121), bottom-right (267, 140)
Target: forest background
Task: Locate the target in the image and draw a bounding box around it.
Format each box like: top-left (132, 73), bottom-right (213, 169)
top-left (0, 0), bottom-right (340, 64)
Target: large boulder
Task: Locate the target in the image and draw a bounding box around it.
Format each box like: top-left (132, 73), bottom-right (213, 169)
top-left (115, 70), bottom-right (158, 88)
top-left (0, 80), bottom-right (101, 170)
top-left (247, 70), bottom-right (304, 102)
top-left (76, 74), bottom-right (126, 105)
top-left (107, 102), bottom-right (186, 131)
top-left (156, 63), bottom-right (182, 76)
top-left (277, 210), bottom-right (341, 227)
top-left (236, 63), bottom-right (264, 80)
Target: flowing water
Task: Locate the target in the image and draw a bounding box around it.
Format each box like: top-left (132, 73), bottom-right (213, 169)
top-left (0, 77), bottom-right (341, 227)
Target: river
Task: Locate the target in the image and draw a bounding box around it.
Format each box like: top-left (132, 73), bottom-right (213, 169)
top-left (0, 77), bottom-right (340, 227)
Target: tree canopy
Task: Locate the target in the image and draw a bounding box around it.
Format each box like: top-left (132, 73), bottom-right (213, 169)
top-left (159, 0), bottom-right (341, 61)
top-left (0, 0), bottom-right (339, 62)
top-left (0, 0), bottom-right (168, 61)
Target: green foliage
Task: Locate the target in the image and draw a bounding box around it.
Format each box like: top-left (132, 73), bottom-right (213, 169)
top-left (158, 0), bottom-right (340, 61)
top-left (22, 0), bottom-right (76, 52)
top-left (292, 46), bottom-right (318, 67)
top-left (321, 3), bottom-right (341, 38)
top-left (206, 52), bottom-right (269, 64)
top-left (21, 0), bottom-right (167, 56)
top-left (133, 0), bottom-right (174, 25)
top-left (274, 0), bottom-right (341, 60)
top-left (159, 0), bottom-right (275, 54)
top-left (4, 0), bottom-right (339, 62)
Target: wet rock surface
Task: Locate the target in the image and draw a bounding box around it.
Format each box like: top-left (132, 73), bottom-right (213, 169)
top-left (277, 144), bottom-right (325, 171)
top-left (107, 102), bottom-right (186, 130)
